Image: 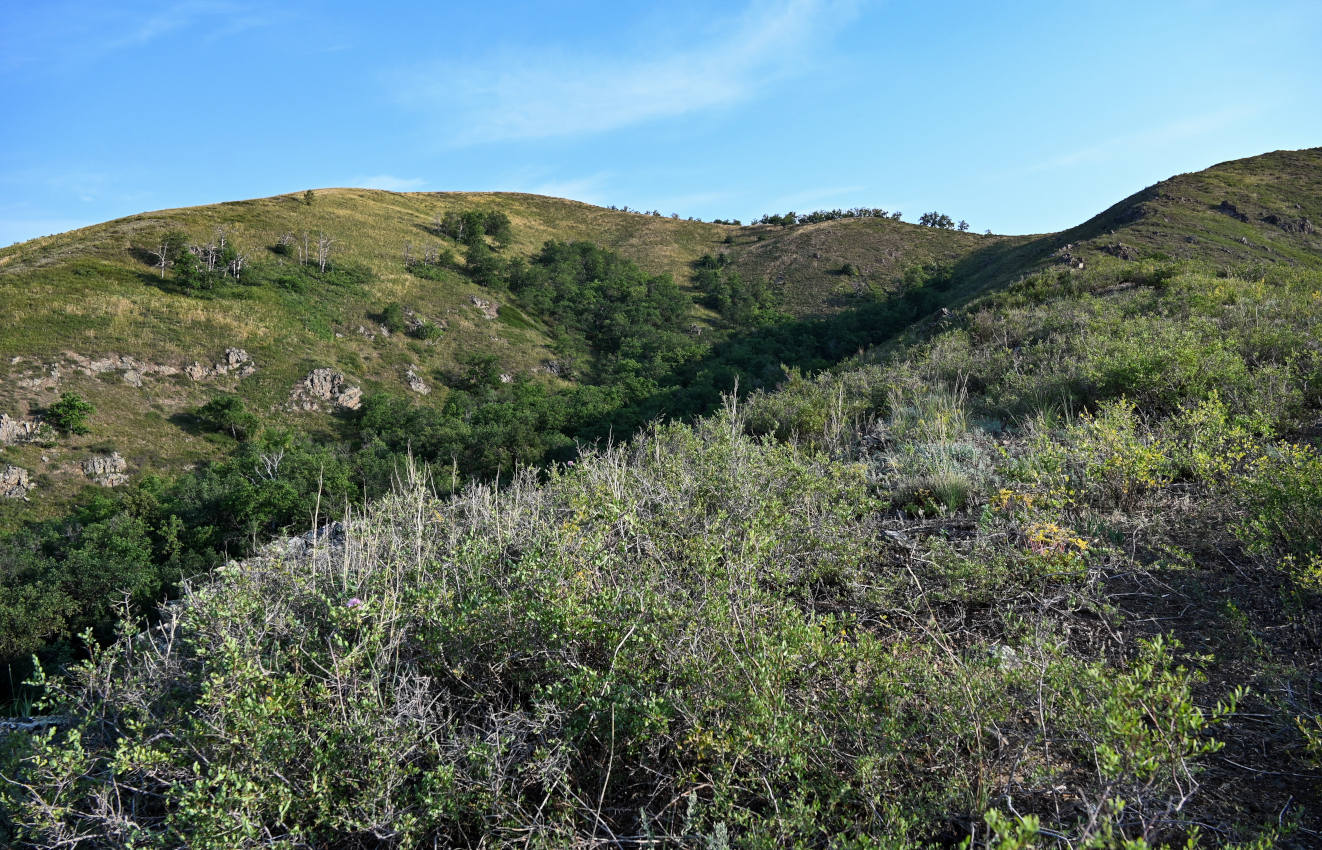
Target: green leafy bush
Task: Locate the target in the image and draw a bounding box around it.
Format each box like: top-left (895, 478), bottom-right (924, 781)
top-left (195, 394), bottom-right (259, 440)
top-left (45, 392), bottom-right (94, 435)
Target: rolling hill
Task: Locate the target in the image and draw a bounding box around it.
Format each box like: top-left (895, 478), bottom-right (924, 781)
top-left (3, 149), bottom-right (1320, 521)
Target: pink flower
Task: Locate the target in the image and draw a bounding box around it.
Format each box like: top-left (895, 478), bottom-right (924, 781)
top-left (346, 597), bottom-right (363, 608)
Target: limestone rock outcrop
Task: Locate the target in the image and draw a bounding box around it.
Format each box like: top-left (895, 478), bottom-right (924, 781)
top-left (186, 348), bottom-right (256, 382)
top-left (291, 369), bottom-right (362, 411)
top-left (1, 465), bottom-right (33, 499)
top-left (404, 367), bottom-right (430, 395)
top-left (82, 452), bottom-right (129, 487)
top-left (0, 413), bottom-right (43, 445)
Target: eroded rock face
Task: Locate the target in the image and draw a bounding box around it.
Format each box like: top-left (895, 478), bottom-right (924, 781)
top-left (291, 368), bottom-right (362, 411)
top-left (1, 465), bottom-right (33, 499)
top-left (0, 414), bottom-right (43, 445)
top-left (15, 363), bottom-right (61, 390)
top-left (404, 367), bottom-right (430, 395)
top-left (186, 348), bottom-right (256, 382)
top-left (82, 452), bottom-right (128, 487)
top-left (8, 350), bottom-right (251, 392)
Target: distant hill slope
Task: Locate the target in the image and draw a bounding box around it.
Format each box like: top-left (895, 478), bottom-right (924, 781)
top-left (0, 148), bottom-right (1319, 515)
top-left (988, 147), bottom-right (1322, 280)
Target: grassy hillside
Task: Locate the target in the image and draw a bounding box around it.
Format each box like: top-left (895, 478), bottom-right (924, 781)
top-left (0, 191), bottom-right (716, 512)
top-left (0, 189), bottom-right (1000, 518)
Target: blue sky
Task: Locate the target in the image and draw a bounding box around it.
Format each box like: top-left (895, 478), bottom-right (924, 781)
top-left (2, 0), bottom-right (1320, 246)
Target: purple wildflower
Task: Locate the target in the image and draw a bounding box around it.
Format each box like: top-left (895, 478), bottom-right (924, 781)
top-left (346, 597), bottom-right (363, 608)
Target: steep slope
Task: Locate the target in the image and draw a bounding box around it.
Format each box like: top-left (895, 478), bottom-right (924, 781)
top-left (722, 216), bottom-right (1016, 315)
top-left (989, 147), bottom-right (1322, 280)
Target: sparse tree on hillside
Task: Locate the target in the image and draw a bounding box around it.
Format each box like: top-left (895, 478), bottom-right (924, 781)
top-left (483, 211), bottom-right (512, 247)
top-left (303, 189), bottom-right (315, 206)
top-left (958, 220), bottom-right (969, 232)
top-left (227, 250), bottom-right (247, 281)
top-left (316, 233), bottom-right (333, 273)
top-left (149, 231), bottom-right (188, 278)
top-left (150, 244), bottom-right (169, 278)
top-left (919, 211), bottom-right (955, 229)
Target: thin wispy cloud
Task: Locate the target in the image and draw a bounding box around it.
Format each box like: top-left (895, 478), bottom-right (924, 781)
top-left (394, 0), bottom-right (862, 144)
top-left (104, 1), bottom-right (269, 50)
top-left (1028, 106), bottom-right (1263, 173)
top-left (352, 175), bottom-right (428, 192)
top-left (2, 1), bottom-right (275, 68)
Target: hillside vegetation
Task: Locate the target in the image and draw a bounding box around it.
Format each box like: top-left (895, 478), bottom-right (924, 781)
top-left (1, 148), bottom-right (1321, 847)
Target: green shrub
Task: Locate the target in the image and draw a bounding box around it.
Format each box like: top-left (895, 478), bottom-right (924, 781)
top-left (195, 394), bottom-right (259, 441)
top-left (410, 321), bottom-right (444, 341)
top-left (1231, 441), bottom-right (1322, 558)
top-left (45, 392), bottom-right (94, 435)
top-left (1, 407), bottom-right (1251, 847)
top-left (381, 302), bottom-right (406, 334)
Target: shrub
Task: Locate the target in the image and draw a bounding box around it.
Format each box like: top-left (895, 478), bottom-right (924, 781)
top-left (0, 403), bottom-right (1260, 846)
top-left (195, 395), bottom-right (259, 441)
top-left (410, 321), bottom-right (444, 341)
top-left (1231, 441), bottom-right (1322, 558)
top-left (381, 302), bottom-right (406, 334)
top-left (45, 392), bottom-right (94, 435)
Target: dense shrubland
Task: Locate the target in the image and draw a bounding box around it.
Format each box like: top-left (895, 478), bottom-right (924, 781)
top-left (3, 257), bottom-right (1320, 846)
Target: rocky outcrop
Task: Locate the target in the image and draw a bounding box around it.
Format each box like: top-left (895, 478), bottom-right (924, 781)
top-left (66, 352), bottom-right (181, 387)
top-left (0, 413), bottom-right (43, 445)
top-left (469, 295), bottom-right (499, 319)
top-left (1, 465), bottom-right (34, 499)
top-left (15, 362), bottom-right (62, 390)
top-left (1101, 242), bottom-right (1139, 261)
top-left (291, 369), bottom-right (362, 411)
top-left (1261, 213), bottom-right (1315, 234)
top-left (82, 452), bottom-right (129, 487)
top-left (1053, 243), bottom-right (1086, 269)
top-left (1217, 200), bottom-right (1249, 222)
top-left (8, 349), bottom-right (251, 391)
top-left (186, 348), bottom-right (255, 382)
top-left (404, 367), bottom-right (430, 395)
